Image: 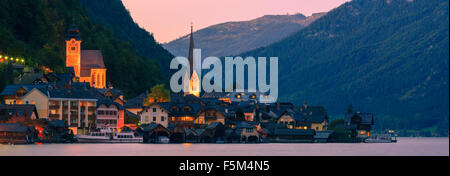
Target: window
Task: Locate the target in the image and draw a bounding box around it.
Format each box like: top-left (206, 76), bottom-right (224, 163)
top-left (71, 47), bottom-right (76, 51)
top-left (145, 116), bottom-right (149, 122)
top-left (153, 117), bottom-right (156, 121)
top-left (153, 108), bottom-right (156, 112)
top-left (246, 128), bottom-right (254, 133)
top-left (161, 116), bottom-right (164, 121)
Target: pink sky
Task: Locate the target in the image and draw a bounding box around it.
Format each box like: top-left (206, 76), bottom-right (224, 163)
top-left (122, 0), bottom-right (350, 43)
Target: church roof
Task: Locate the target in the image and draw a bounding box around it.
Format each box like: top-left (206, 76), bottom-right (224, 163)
top-left (80, 50), bottom-right (105, 77)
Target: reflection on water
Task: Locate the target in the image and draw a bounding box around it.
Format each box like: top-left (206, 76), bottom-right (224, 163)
top-left (0, 137), bottom-right (448, 156)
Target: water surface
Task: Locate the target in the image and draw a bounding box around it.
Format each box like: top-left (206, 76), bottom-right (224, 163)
top-left (1, 137), bottom-right (448, 156)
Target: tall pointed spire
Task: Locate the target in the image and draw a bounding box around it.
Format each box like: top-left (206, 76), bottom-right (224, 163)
top-left (188, 22), bottom-right (194, 76)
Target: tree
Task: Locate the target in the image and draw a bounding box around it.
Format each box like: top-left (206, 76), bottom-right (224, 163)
top-left (329, 119), bottom-right (345, 129)
top-left (142, 84), bottom-right (170, 106)
top-left (347, 104), bottom-right (353, 114)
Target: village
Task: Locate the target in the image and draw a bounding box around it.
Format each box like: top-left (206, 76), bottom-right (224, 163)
top-left (0, 23), bottom-right (379, 145)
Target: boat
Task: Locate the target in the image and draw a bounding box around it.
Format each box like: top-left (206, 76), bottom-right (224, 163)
top-left (77, 129), bottom-right (143, 143)
top-left (158, 136), bottom-right (170, 144)
top-left (364, 130), bottom-right (398, 143)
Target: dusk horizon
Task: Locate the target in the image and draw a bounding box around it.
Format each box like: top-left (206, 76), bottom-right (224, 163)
top-left (122, 0), bottom-right (350, 43)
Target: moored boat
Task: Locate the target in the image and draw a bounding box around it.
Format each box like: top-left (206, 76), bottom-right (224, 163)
top-left (77, 129), bottom-right (142, 143)
top-left (364, 130), bottom-right (398, 143)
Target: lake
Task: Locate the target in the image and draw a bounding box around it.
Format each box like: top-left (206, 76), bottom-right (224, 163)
top-left (0, 137), bottom-right (448, 156)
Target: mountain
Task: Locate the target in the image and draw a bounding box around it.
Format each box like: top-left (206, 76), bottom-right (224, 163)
top-left (78, 0), bottom-right (174, 76)
top-left (240, 0), bottom-right (449, 134)
top-left (0, 0), bottom-right (166, 98)
top-left (163, 13), bottom-right (326, 58)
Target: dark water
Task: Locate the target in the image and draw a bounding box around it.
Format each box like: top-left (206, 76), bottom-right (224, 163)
top-left (0, 137), bottom-right (448, 156)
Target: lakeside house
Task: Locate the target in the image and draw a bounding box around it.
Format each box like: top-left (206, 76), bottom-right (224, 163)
top-left (0, 123), bottom-right (37, 144)
top-left (344, 112), bottom-right (374, 140)
top-left (138, 103), bottom-right (169, 127)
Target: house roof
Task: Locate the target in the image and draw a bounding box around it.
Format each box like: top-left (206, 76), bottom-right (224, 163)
top-left (344, 112), bottom-right (374, 125)
top-left (296, 105), bottom-right (328, 123)
top-left (0, 104), bottom-right (39, 121)
top-left (97, 98), bottom-right (124, 110)
top-left (160, 102), bottom-right (201, 117)
top-left (274, 129), bottom-right (316, 136)
top-left (14, 73), bottom-right (45, 84)
top-left (32, 86), bottom-right (100, 100)
top-left (142, 123), bottom-right (167, 132)
top-left (124, 93), bottom-right (147, 109)
top-left (201, 92), bottom-right (228, 99)
top-left (0, 84), bottom-right (47, 96)
top-left (80, 50), bottom-right (105, 77)
top-left (0, 123), bottom-right (33, 132)
top-left (233, 121), bottom-right (255, 129)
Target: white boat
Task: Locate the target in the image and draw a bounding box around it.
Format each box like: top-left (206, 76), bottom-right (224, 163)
top-left (364, 132), bottom-right (397, 143)
top-left (158, 136), bottom-right (170, 144)
top-left (77, 129), bottom-right (143, 143)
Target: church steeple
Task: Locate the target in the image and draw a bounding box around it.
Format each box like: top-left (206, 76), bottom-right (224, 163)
top-left (188, 22), bottom-right (194, 76)
top-left (67, 19), bottom-right (81, 40)
top-left (185, 23), bottom-right (200, 97)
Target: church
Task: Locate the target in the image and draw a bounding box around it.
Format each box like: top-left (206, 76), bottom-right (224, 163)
top-left (65, 22), bottom-right (107, 89)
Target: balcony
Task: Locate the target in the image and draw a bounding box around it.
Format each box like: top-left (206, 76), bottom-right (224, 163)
top-left (205, 116), bottom-right (218, 120)
top-left (49, 114), bottom-right (60, 120)
top-left (88, 115), bottom-right (96, 120)
top-left (88, 106), bottom-right (96, 111)
top-left (49, 105), bottom-right (60, 109)
top-left (70, 114), bottom-right (78, 119)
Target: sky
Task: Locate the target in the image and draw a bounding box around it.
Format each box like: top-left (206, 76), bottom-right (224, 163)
top-left (121, 0), bottom-right (350, 43)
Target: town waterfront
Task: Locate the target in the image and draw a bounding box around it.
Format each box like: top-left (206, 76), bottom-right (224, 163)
top-left (1, 137), bottom-right (447, 156)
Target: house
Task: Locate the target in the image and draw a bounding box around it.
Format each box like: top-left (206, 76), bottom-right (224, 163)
top-left (0, 104), bottom-right (39, 122)
top-left (97, 85), bottom-right (125, 106)
top-left (0, 84), bottom-right (47, 105)
top-left (21, 85), bottom-right (99, 134)
top-left (232, 122), bottom-right (260, 143)
top-left (195, 106), bottom-right (226, 127)
top-left (168, 123), bottom-right (185, 143)
top-left (184, 129), bottom-right (199, 143)
top-left (124, 92), bottom-right (146, 115)
top-left (297, 103), bottom-right (329, 131)
top-left (138, 103), bottom-right (169, 127)
top-left (142, 123), bottom-right (171, 143)
top-left (204, 122), bottom-right (226, 142)
top-left (276, 108), bottom-right (297, 129)
top-left (314, 130), bottom-right (334, 143)
top-left (273, 129), bottom-right (316, 143)
top-left (196, 129), bottom-right (214, 143)
top-left (0, 123), bottom-right (37, 144)
top-left (161, 102), bottom-right (201, 129)
top-left (96, 99), bottom-right (125, 131)
top-left (344, 112), bottom-right (374, 138)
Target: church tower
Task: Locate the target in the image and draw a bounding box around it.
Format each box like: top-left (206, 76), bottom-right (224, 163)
top-left (65, 22), bottom-right (82, 78)
top-left (184, 24), bottom-right (200, 97)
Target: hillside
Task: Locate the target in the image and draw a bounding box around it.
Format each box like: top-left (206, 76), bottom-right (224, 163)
top-left (241, 0), bottom-right (449, 134)
top-left (163, 13), bottom-right (326, 57)
top-left (78, 0), bottom-right (174, 76)
top-left (0, 0), bottom-right (166, 98)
